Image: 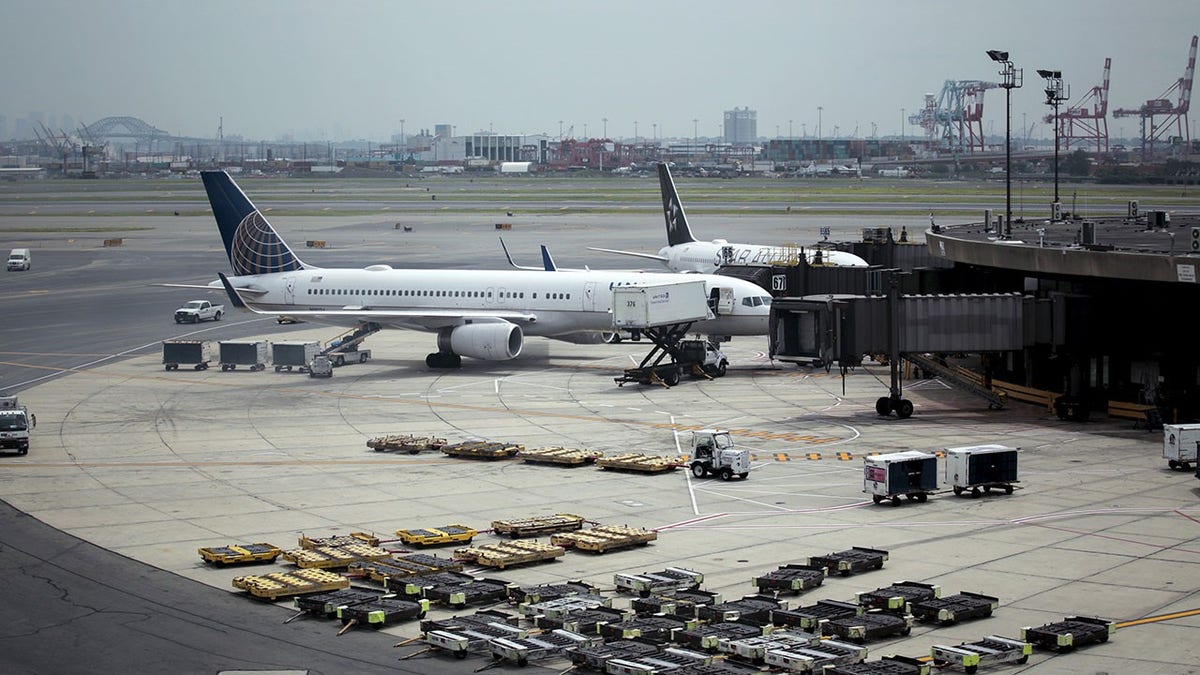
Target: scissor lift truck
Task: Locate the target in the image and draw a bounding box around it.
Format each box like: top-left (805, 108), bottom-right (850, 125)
top-left (930, 635), bottom-right (1032, 673)
top-left (611, 281), bottom-right (726, 388)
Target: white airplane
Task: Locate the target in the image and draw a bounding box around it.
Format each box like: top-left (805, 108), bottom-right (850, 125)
top-left (589, 162), bottom-right (869, 272)
top-left (195, 170), bottom-right (772, 368)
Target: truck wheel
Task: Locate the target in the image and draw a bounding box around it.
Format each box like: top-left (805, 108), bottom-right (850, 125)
top-left (663, 367), bottom-right (681, 387)
top-left (359, 353), bottom-right (368, 364)
top-left (720, 468), bottom-right (733, 481)
top-left (214, 311), bottom-right (222, 321)
top-left (175, 318), bottom-right (182, 324)
top-left (872, 495), bottom-right (883, 504)
top-left (738, 472), bottom-right (748, 480)
top-left (716, 362), bottom-right (727, 377)
top-left (691, 462), bottom-right (707, 478)
top-left (916, 493), bottom-right (928, 502)
top-left (953, 486), bottom-right (963, 496)
top-left (18, 446), bottom-right (27, 455)
top-left (334, 355), bottom-right (345, 367)
top-left (1169, 460), bottom-right (1179, 470)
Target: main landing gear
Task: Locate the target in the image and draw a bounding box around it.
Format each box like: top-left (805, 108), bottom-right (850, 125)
top-left (876, 395), bottom-right (914, 419)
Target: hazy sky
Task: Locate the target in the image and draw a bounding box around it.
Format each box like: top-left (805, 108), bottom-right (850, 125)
top-left (3, 0), bottom-right (1198, 142)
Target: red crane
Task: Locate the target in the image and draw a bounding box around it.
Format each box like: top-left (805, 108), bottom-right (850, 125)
top-left (1113, 35), bottom-right (1196, 160)
top-left (1047, 57), bottom-right (1110, 158)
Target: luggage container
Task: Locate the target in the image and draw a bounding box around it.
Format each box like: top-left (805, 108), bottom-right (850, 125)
top-left (945, 444), bottom-right (1019, 496)
top-left (864, 451), bottom-right (938, 505)
top-left (1162, 423), bottom-right (1200, 471)
top-left (218, 340), bottom-right (269, 371)
top-left (162, 339), bottom-right (214, 371)
top-left (271, 340), bottom-right (319, 372)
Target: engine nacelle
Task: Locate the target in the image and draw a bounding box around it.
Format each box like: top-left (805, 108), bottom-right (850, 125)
top-left (548, 331), bottom-right (619, 345)
top-left (438, 322), bottom-right (523, 361)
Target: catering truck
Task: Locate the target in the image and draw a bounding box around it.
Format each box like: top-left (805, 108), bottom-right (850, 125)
top-left (0, 394), bottom-right (35, 455)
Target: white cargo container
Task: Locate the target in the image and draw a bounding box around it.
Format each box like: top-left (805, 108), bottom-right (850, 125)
top-left (1162, 423), bottom-right (1200, 470)
top-left (944, 444), bottom-right (1019, 496)
top-left (611, 281), bottom-right (711, 329)
top-left (864, 451), bottom-right (938, 505)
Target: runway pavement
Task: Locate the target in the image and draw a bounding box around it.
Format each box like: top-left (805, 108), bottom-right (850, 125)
top-left (2, 178), bottom-right (1200, 674)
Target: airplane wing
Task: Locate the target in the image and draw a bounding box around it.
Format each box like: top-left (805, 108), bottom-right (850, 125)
top-left (586, 246), bottom-right (670, 264)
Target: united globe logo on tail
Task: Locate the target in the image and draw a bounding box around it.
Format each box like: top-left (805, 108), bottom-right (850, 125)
top-left (231, 210), bottom-right (303, 276)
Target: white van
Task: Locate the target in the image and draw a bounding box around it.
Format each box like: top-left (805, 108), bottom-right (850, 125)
top-left (7, 248), bottom-right (31, 271)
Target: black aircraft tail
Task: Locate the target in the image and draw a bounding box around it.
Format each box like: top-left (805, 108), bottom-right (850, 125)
top-left (201, 170), bottom-right (306, 276)
top-left (658, 162), bottom-right (698, 246)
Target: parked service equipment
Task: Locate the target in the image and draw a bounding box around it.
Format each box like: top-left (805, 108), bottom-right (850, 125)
top-left (596, 453), bottom-right (681, 473)
top-left (822, 610), bottom-right (914, 642)
top-left (453, 540), bottom-right (566, 569)
top-left (945, 444), bottom-right (1019, 496)
top-left (232, 568), bottom-right (349, 600)
top-left (632, 589), bottom-right (722, 619)
top-left (506, 580), bottom-right (602, 606)
top-left (1021, 615), bottom-right (1114, 652)
top-left (856, 581), bottom-right (940, 613)
top-left (762, 638), bottom-right (868, 672)
top-left (604, 647), bottom-right (712, 674)
top-left (308, 355), bottom-right (333, 378)
top-left (809, 547), bottom-right (888, 576)
top-left (771, 600), bottom-right (863, 633)
top-left (0, 394), bottom-right (35, 455)
top-left (7, 247), bottom-right (31, 271)
top-left (550, 524), bottom-right (657, 553)
top-left (338, 596), bottom-right (430, 628)
top-left (697, 595), bottom-right (783, 626)
top-left (367, 434), bottom-right (447, 454)
top-left (492, 513), bottom-right (585, 538)
top-left (218, 340), bottom-right (269, 371)
top-left (673, 621), bottom-right (769, 652)
top-left (754, 564), bottom-right (826, 596)
top-left (519, 446), bottom-right (604, 465)
top-left (614, 567), bottom-right (704, 597)
top-left (826, 655), bottom-right (931, 675)
top-left (489, 629), bottom-right (601, 668)
top-left (294, 587), bottom-right (385, 619)
top-left (271, 341), bottom-right (319, 372)
top-left (864, 451), bottom-right (938, 505)
top-left (162, 339), bottom-right (214, 371)
top-left (1162, 423), bottom-right (1200, 471)
top-left (688, 429), bottom-right (750, 480)
top-left (173, 299), bottom-right (223, 323)
top-left (395, 524), bottom-right (477, 547)
top-left (198, 543), bottom-right (281, 566)
top-left (721, 630), bottom-right (819, 664)
top-left (910, 592), bottom-right (999, 625)
top-left (931, 635), bottom-right (1032, 673)
top-left (567, 640), bottom-right (661, 670)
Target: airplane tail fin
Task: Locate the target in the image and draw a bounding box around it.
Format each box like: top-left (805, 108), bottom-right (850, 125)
top-left (658, 162), bottom-right (697, 246)
top-left (201, 170), bottom-right (306, 276)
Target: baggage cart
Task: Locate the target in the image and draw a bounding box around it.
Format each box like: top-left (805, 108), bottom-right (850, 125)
top-left (453, 539), bottom-right (566, 569)
top-left (488, 629), bottom-right (600, 668)
top-left (519, 446), bottom-right (605, 465)
top-left (280, 543), bottom-right (391, 569)
top-left (615, 567), bottom-right (704, 597)
top-left (421, 577), bottom-right (511, 609)
top-left (605, 647), bottom-right (712, 674)
top-left (864, 451), bottom-right (938, 505)
top-left (1162, 423), bottom-right (1200, 471)
top-left (945, 444), bottom-right (1019, 496)
top-left (771, 599), bottom-right (862, 633)
top-left (1021, 615), bottom-right (1114, 652)
top-left (808, 547), bottom-right (888, 576)
top-left (754, 564), bottom-right (826, 595)
top-left (395, 524), bottom-right (477, 547)
top-left (337, 596), bottom-right (430, 628)
top-left (197, 542), bottom-right (281, 566)
top-left (822, 610), bottom-right (914, 642)
top-left (825, 655), bottom-right (931, 675)
top-left (298, 531), bottom-right (379, 549)
top-left (293, 587), bottom-right (384, 619)
top-left (600, 615), bottom-right (696, 642)
top-left (218, 339), bottom-right (269, 371)
top-left (551, 524), bottom-right (657, 552)
top-left (491, 513), bottom-right (586, 538)
top-left (567, 639), bottom-right (662, 670)
top-left (633, 589), bottom-right (722, 618)
top-left (673, 621), bottom-right (769, 652)
top-left (910, 591), bottom-right (999, 625)
top-left (440, 440), bottom-right (522, 459)
top-left (393, 571), bottom-right (476, 596)
top-left (271, 340), bottom-right (319, 372)
top-left (420, 609), bottom-right (525, 659)
top-left (162, 339), bottom-right (214, 371)
top-left (232, 568), bottom-right (349, 600)
top-left (856, 581), bottom-right (940, 613)
top-left (762, 638), bottom-right (868, 672)
top-left (931, 635), bottom-right (1031, 673)
top-left (519, 595), bottom-right (610, 619)
top-left (366, 434), bottom-right (447, 454)
top-left (596, 452), bottom-right (681, 473)
top-left (533, 605), bottom-right (633, 634)
top-left (506, 580), bottom-right (601, 605)
top-left (720, 630), bottom-right (818, 664)
top-left (697, 595), bottom-right (783, 626)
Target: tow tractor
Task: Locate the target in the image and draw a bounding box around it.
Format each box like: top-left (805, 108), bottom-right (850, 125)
top-left (688, 429), bottom-right (750, 481)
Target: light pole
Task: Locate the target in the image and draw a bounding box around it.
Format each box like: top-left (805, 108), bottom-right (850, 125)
top-left (634, 120), bottom-right (638, 144)
top-left (900, 108), bottom-right (905, 140)
top-left (1038, 68), bottom-right (1068, 215)
top-left (602, 117), bottom-right (607, 139)
top-left (693, 118), bottom-right (698, 157)
top-left (988, 49), bottom-right (1022, 238)
top-left (788, 119), bottom-right (793, 138)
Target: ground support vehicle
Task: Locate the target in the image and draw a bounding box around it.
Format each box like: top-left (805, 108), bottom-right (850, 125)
top-left (421, 610), bottom-right (526, 660)
top-left (605, 647), bottom-right (712, 674)
top-left (293, 587), bottom-right (386, 619)
top-left (1162, 423), bottom-right (1200, 470)
top-left (864, 451), bottom-right (938, 505)
top-left (395, 524), bottom-right (477, 547)
top-left (856, 581), bottom-right (940, 613)
top-left (930, 635), bottom-right (1032, 673)
top-left (7, 247), bottom-right (31, 271)
top-left (688, 429), bottom-right (750, 480)
top-left (506, 580), bottom-right (601, 605)
top-left (298, 532), bottom-right (380, 548)
top-left (488, 629), bottom-right (601, 668)
top-left (615, 567), bottom-right (704, 597)
top-left (349, 556), bottom-right (463, 586)
top-left (596, 453), bottom-right (681, 473)
top-left (721, 631), bottom-right (819, 664)
top-left (174, 300), bottom-right (223, 323)
top-left (673, 622), bottom-right (769, 653)
top-left (910, 592), bottom-right (998, 625)
top-left (754, 564), bottom-right (826, 596)
top-left (0, 395), bottom-right (35, 455)
top-left (421, 577), bottom-right (511, 609)
top-left (567, 640), bottom-right (662, 670)
top-left (307, 354), bottom-right (333, 377)
top-left (632, 589), bottom-right (723, 618)
top-left (825, 655), bottom-right (931, 675)
top-left (519, 446), bottom-right (605, 465)
top-left (441, 440), bottom-right (522, 459)
top-left (1020, 615), bottom-right (1114, 652)
top-left (771, 599), bottom-right (863, 633)
top-left (162, 339), bottom-right (214, 370)
top-left (453, 539), bottom-right (566, 569)
top-left (614, 329), bottom-right (729, 388)
top-left (281, 543), bottom-right (391, 569)
top-left (367, 434), bottom-right (447, 454)
top-left (197, 543), bottom-right (281, 566)
top-left (611, 281), bottom-right (720, 388)
top-left (491, 513), bottom-right (586, 538)
top-left (320, 322), bottom-right (380, 366)
top-left (232, 568), bottom-right (349, 600)
top-left (945, 444), bottom-right (1019, 496)
top-left (762, 638), bottom-right (868, 672)
top-left (808, 547), bottom-right (888, 576)
top-left (218, 340), bottom-right (269, 371)
top-left (392, 572), bottom-right (476, 597)
top-left (518, 595), bottom-right (610, 621)
top-left (534, 605), bottom-right (633, 634)
top-left (697, 595), bottom-right (784, 626)
top-left (599, 615), bottom-right (697, 641)
top-left (822, 610), bottom-right (914, 642)
top-left (338, 596), bottom-right (430, 629)
top-left (551, 524), bottom-right (657, 553)
top-left (271, 341), bottom-right (319, 372)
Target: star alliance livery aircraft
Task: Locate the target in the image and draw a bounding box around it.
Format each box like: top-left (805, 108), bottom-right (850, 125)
top-left (197, 171), bottom-right (771, 368)
top-left (589, 162), bottom-right (869, 272)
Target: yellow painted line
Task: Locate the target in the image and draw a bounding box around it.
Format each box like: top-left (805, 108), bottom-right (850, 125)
top-left (1116, 607), bottom-right (1200, 629)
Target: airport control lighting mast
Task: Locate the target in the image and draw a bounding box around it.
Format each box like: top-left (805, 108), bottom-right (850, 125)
top-left (1038, 69), bottom-right (1069, 212)
top-left (988, 50), bottom-right (1022, 238)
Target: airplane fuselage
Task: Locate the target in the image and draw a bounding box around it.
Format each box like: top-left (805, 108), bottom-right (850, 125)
top-left (658, 241), bottom-right (868, 274)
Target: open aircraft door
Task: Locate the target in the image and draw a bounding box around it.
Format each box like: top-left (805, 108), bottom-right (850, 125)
top-left (709, 286), bottom-right (734, 316)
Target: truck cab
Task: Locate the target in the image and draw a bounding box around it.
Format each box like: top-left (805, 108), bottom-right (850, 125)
top-left (7, 248), bottom-right (31, 271)
top-left (689, 429), bottom-right (750, 480)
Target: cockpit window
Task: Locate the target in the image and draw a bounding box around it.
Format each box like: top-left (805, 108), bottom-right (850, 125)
top-left (759, 296), bottom-right (772, 306)
top-left (741, 296), bottom-right (772, 307)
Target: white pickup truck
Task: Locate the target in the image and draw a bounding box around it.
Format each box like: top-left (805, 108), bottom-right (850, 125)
top-left (174, 300), bottom-right (225, 323)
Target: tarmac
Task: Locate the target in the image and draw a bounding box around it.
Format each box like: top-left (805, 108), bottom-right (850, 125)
top-left (2, 180), bottom-right (1200, 673)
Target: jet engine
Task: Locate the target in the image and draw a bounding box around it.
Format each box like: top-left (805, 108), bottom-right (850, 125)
top-left (438, 322), bottom-right (523, 361)
top-left (547, 331), bottom-right (620, 345)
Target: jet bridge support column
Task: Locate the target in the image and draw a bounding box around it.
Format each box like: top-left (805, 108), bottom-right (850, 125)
top-left (875, 270), bottom-right (914, 419)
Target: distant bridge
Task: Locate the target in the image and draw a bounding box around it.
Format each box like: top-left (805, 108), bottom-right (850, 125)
top-left (81, 116), bottom-right (173, 143)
